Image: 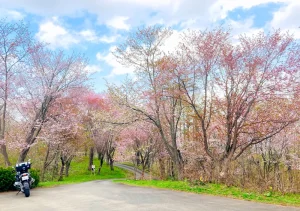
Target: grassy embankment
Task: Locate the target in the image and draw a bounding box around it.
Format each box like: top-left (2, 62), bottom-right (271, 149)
top-left (114, 179), bottom-right (300, 207)
top-left (39, 157), bottom-right (131, 187)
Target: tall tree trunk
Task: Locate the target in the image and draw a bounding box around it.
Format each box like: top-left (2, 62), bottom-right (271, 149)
top-left (42, 143), bottom-right (51, 181)
top-left (18, 147), bottom-right (31, 163)
top-left (65, 162), bottom-right (71, 177)
top-left (65, 157), bottom-right (73, 177)
top-left (158, 157), bottom-right (166, 179)
top-left (97, 152), bottom-right (104, 175)
top-left (218, 158), bottom-right (232, 183)
top-left (157, 122), bottom-right (184, 180)
top-left (51, 151), bottom-right (60, 181)
top-left (107, 146), bottom-right (115, 171)
top-left (58, 156), bottom-right (65, 181)
top-left (168, 160), bottom-right (175, 179)
top-left (109, 157), bottom-right (114, 171)
top-left (18, 96), bottom-right (52, 163)
top-left (170, 150), bottom-right (184, 180)
top-left (88, 146), bottom-right (94, 171)
top-left (65, 163), bottom-right (70, 177)
top-left (0, 144), bottom-right (11, 166)
top-left (0, 73), bottom-right (11, 166)
top-left (42, 144), bottom-right (60, 181)
top-left (18, 125), bottom-right (42, 162)
top-left (140, 153), bottom-right (150, 180)
top-left (174, 160), bottom-right (184, 180)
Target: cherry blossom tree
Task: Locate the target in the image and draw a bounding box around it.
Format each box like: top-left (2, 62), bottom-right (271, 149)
top-left (109, 26), bottom-right (186, 179)
top-left (0, 19), bottom-right (38, 166)
top-left (84, 92), bottom-right (125, 172)
top-left (119, 122), bottom-right (160, 178)
top-left (176, 28), bottom-right (300, 176)
top-left (39, 89), bottom-right (87, 180)
top-left (17, 47), bottom-right (88, 162)
top-left (83, 92), bottom-right (107, 171)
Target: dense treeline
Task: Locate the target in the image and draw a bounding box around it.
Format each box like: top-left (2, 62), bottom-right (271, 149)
top-left (107, 26), bottom-right (300, 193)
top-left (0, 20), bottom-right (299, 193)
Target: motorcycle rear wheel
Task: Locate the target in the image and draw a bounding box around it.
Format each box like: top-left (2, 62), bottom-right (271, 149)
top-left (23, 182), bottom-right (30, 197)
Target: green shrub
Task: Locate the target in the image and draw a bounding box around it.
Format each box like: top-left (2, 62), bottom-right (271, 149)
top-left (0, 167), bottom-right (15, 192)
top-left (30, 168), bottom-right (40, 188)
top-left (0, 167), bottom-right (40, 192)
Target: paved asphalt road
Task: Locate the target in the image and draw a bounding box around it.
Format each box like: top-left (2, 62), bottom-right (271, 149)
top-left (0, 180), bottom-right (299, 211)
top-left (114, 163), bottom-right (151, 180)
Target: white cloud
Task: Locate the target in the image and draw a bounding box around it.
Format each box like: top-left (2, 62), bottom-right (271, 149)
top-left (112, 0), bottom-right (172, 7)
top-left (36, 18), bottom-right (79, 49)
top-left (4, 0), bottom-right (298, 94)
top-left (227, 17), bottom-right (263, 41)
top-left (37, 20), bottom-right (120, 49)
top-left (79, 30), bottom-right (119, 43)
top-left (143, 0), bottom-right (218, 28)
top-left (0, 8), bottom-right (25, 20)
top-left (210, 0), bottom-right (292, 21)
top-left (269, 1), bottom-right (300, 39)
top-left (3, 0), bottom-right (298, 52)
top-left (0, 0), bottom-right (289, 31)
top-left (84, 65), bottom-right (102, 74)
top-left (180, 19), bottom-right (197, 28)
top-left (106, 16), bottom-right (130, 30)
top-left (99, 35), bottom-right (119, 43)
top-left (96, 46), bottom-right (135, 76)
top-left (161, 30), bottom-right (183, 53)
top-left (163, 18), bottom-right (263, 53)
top-left (79, 30), bottom-right (98, 42)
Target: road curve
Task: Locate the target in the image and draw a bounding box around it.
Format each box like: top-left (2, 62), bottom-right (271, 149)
top-left (114, 163), bottom-right (151, 179)
top-left (0, 180), bottom-right (299, 211)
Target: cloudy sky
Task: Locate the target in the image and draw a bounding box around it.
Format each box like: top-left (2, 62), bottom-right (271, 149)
top-left (0, 0), bottom-right (299, 92)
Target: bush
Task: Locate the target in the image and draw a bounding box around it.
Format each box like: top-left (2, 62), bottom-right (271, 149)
top-left (0, 167), bottom-right (40, 192)
top-left (30, 168), bottom-right (40, 188)
top-left (0, 167), bottom-right (15, 192)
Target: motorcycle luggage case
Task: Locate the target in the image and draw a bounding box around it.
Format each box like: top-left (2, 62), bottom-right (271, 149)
top-left (16, 162), bottom-right (31, 172)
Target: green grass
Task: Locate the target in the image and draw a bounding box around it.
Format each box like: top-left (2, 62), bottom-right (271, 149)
top-left (114, 180), bottom-right (300, 207)
top-left (39, 157), bottom-right (130, 188)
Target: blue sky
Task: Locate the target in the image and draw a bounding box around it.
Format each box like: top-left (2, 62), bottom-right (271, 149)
top-left (0, 0), bottom-right (299, 92)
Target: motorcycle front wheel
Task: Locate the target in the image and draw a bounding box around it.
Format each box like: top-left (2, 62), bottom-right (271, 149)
top-left (23, 181), bottom-right (30, 197)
